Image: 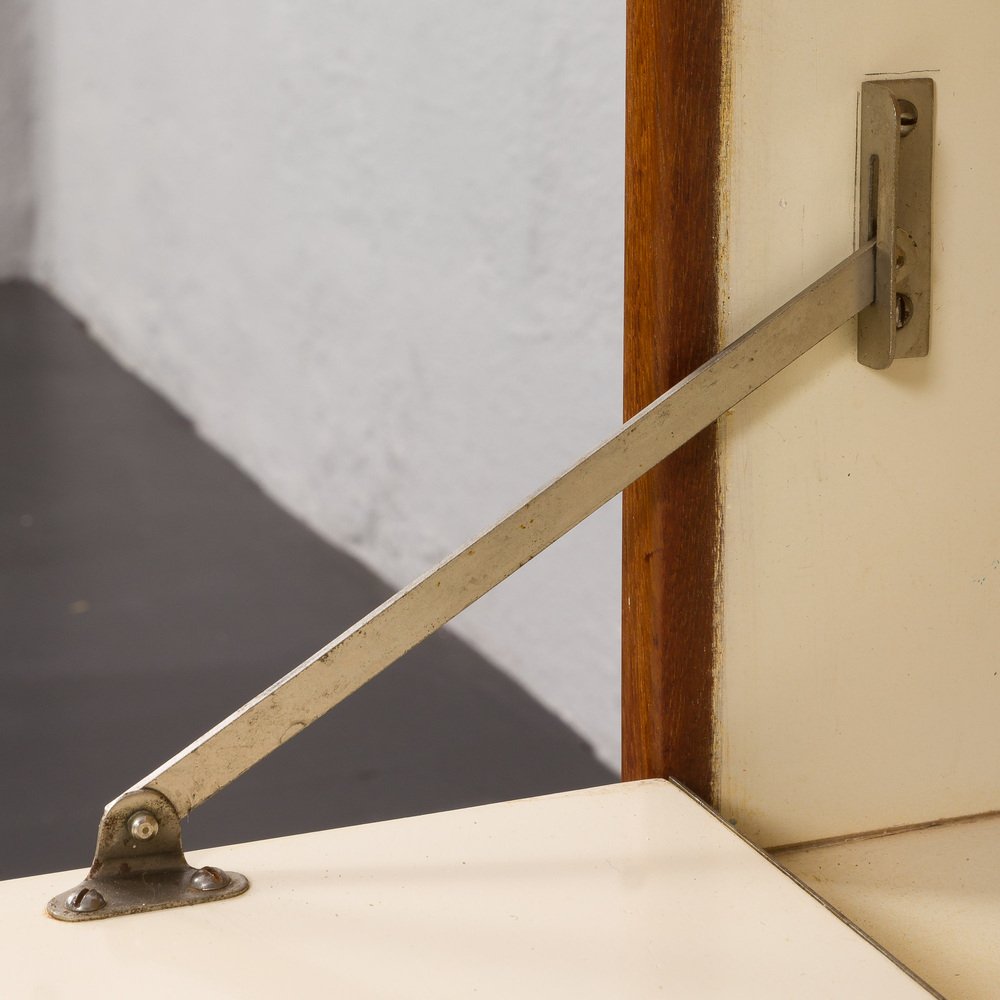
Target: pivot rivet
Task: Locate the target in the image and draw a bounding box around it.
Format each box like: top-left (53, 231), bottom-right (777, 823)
top-left (128, 811), bottom-right (159, 841)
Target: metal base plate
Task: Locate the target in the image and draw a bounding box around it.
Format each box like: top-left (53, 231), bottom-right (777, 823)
top-left (857, 78), bottom-right (934, 369)
top-left (46, 789), bottom-right (249, 922)
top-left (47, 867), bottom-right (249, 922)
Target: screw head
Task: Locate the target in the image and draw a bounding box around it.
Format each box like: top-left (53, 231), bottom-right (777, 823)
top-left (67, 887), bottom-right (106, 913)
top-left (190, 866), bottom-right (231, 892)
top-left (897, 99), bottom-right (918, 137)
top-left (895, 293), bottom-right (914, 330)
top-left (128, 811), bottom-right (159, 841)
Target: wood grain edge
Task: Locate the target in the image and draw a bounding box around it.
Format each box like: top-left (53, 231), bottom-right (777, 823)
top-left (621, 0), bottom-right (726, 802)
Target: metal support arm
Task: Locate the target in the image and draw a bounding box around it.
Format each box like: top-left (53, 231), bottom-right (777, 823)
top-left (47, 78), bottom-right (932, 921)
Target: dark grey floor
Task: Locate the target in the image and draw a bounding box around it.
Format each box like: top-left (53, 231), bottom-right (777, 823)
top-left (0, 281), bottom-right (614, 880)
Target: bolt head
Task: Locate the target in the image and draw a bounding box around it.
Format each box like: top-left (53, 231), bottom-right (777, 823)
top-left (897, 99), bottom-right (918, 138)
top-left (895, 293), bottom-right (914, 330)
top-left (190, 866), bottom-right (231, 892)
top-left (67, 887), bottom-right (106, 913)
top-left (128, 811), bottom-right (159, 841)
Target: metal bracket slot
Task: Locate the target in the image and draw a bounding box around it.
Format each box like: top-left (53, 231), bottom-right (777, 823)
top-left (47, 78), bottom-right (934, 920)
top-left (858, 78), bottom-right (935, 369)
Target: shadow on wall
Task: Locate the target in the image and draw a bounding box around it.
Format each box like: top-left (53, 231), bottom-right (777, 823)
top-left (0, 282), bottom-right (615, 879)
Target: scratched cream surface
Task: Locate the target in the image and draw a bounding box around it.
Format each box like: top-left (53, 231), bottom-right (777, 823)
top-left (0, 782), bottom-right (930, 998)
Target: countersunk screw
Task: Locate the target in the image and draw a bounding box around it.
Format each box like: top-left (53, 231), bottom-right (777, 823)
top-left (128, 811), bottom-right (159, 841)
top-left (67, 887), bottom-right (106, 913)
top-left (191, 866), bottom-right (231, 892)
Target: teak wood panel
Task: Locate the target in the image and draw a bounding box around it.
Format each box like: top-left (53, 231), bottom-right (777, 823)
top-left (622, 0), bottom-right (725, 800)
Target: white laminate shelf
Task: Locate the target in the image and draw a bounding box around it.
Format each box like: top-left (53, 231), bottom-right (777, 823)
top-left (777, 813), bottom-right (1000, 1000)
top-left (0, 780), bottom-right (933, 999)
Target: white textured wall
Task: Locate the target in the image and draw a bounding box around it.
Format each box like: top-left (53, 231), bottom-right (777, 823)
top-left (0, 0), bottom-right (35, 276)
top-left (25, 2), bottom-right (626, 766)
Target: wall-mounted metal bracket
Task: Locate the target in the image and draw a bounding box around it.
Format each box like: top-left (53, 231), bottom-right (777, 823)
top-left (46, 790), bottom-right (248, 922)
top-left (858, 78), bottom-right (934, 369)
top-left (47, 77), bottom-right (934, 920)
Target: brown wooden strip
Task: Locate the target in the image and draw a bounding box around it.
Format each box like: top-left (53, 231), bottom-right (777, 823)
top-left (621, 0), bottom-right (725, 802)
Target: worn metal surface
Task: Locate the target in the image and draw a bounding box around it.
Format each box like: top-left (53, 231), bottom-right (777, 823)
top-left (858, 78), bottom-right (934, 368)
top-left (119, 243), bottom-right (876, 822)
top-left (48, 790), bottom-right (248, 921)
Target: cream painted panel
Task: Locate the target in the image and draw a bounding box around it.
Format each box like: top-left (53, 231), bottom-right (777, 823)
top-left (0, 782), bottom-right (931, 997)
top-left (718, 1), bottom-right (1000, 845)
top-left (779, 815), bottom-right (1000, 999)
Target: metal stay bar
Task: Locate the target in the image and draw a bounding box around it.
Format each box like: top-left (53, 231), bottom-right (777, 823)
top-left (142, 241), bottom-right (875, 820)
top-left (47, 78), bottom-right (933, 921)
